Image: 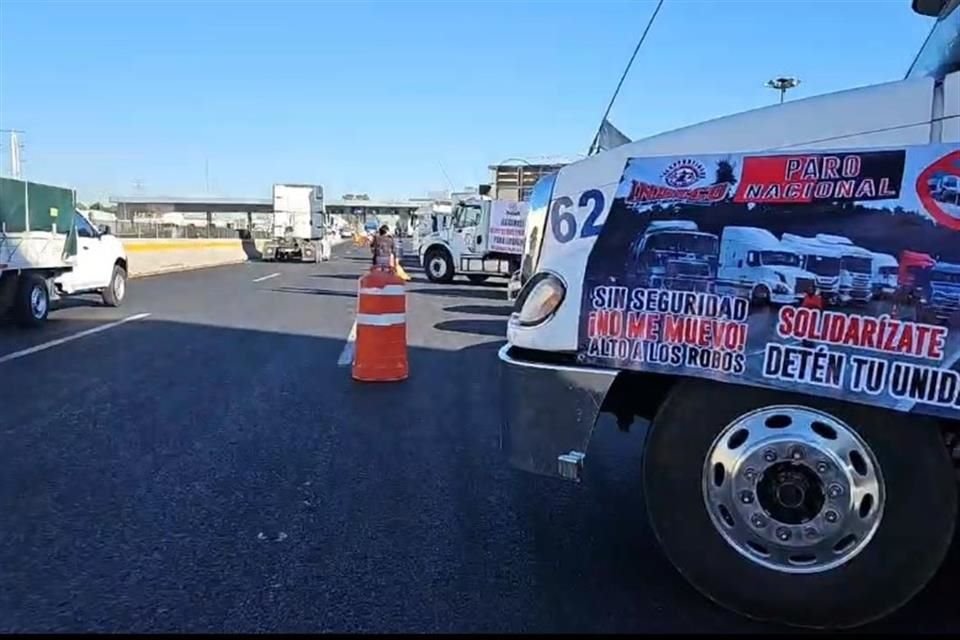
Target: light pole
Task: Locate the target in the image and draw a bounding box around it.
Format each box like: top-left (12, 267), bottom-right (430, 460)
top-left (766, 77), bottom-right (800, 104)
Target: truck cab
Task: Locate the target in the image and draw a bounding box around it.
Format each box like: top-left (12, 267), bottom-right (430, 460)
top-left (870, 251), bottom-right (900, 298)
top-left (418, 196), bottom-right (527, 284)
top-left (780, 233), bottom-right (843, 303)
top-left (500, 0), bottom-right (960, 628)
top-left (717, 226), bottom-right (816, 304)
top-left (898, 249), bottom-right (937, 301)
top-left (814, 233), bottom-right (874, 303)
top-left (54, 210), bottom-right (128, 306)
top-left (625, 220), bottom-right (718, 292)
top-left (922, 260), bottom-right (960, 321)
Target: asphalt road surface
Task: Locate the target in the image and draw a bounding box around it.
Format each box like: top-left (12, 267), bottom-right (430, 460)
top-left (2, 243), bottom-right (959, 632)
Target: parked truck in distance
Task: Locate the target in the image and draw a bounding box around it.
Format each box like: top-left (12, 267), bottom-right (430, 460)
top-left (418, 196), bottom-right (528, 284)
top-left (920, 261), bottom-right (960, 323)
top-left (898, 249), bottom-right (936, 302)
top-left (814, 234), bottom-right (874, 303)
top-left (716, 226), bottom-right (816, 304)
top-left (0, 177), bottom-right (128, 327)
top-left (870, 251), bottom-right (899, 298)
top-left (625, 220), bottom-right (718, 293)
top-left (780, 233), bottom-right (843, 304)
top-left (262, 184), bottom-right (327, 262)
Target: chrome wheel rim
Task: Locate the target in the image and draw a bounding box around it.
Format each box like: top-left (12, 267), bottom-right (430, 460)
top-left (113, 273), bottom-right (126, 301)
top-left (702, 405), bottom-right (884, 574)
top-left (429, 257), bottom-right (446, 278)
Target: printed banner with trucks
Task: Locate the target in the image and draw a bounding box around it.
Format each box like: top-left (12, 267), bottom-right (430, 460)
top-left (488, 200), bottom-right (529, 254)
top-left (577, 143), bottom-right (960, 419)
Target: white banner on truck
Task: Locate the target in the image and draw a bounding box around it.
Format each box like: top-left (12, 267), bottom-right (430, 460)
top-left (488, 200), bottom-right (529, 255)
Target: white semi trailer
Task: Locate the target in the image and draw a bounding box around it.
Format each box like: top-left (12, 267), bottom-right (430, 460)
top-left (262, 184), bottom-right (328, 262)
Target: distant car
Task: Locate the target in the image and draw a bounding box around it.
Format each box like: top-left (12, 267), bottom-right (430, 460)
top-left (340, 228), bottom-right (354, 239)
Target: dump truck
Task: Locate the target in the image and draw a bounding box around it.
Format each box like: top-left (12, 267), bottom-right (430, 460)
top-left (501, 0), bottom-right (960, 628)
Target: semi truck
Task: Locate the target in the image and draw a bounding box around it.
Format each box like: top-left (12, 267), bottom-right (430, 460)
top-left (716, 226), bottom-right (816, 305)
top-left (625, 220), bottom-right (718, 293)
top-left (814, 234), bottom-right (874, 303)
top-left (920, 261), bottom-right (960, 322)
top-left (870, 251), bottom-right (900, 298)
top-left (780, 233), bottom-right (843, 304)
top-left (418, 196), bottom-right (528, 284)
top-left (500, 0), bottom-right (960, 628)
top-left (262, 184), bottom-right (328, 262)
top-left (0, 177), bottom-right (128, 327)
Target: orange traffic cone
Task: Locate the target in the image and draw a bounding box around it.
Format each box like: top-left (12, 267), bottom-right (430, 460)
top-left (352, 267), bottom-right (408, 382)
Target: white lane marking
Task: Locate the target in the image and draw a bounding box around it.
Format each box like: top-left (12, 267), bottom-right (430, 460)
top-left (0, 313), bottom-right (152, 364)
top-left (356, 313), bottom-right (405, 326)
top-left (252, 272), bottom-right (281, 283)
top-left (337, 321), bottom-right (357, 367)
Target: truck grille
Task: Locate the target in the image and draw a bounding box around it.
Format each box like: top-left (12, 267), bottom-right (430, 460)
top-left (795, 277), bottom-right (814, 294)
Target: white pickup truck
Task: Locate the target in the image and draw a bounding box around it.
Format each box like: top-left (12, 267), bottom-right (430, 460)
top-left (501, 0), bottom-right (960, 628)
top-left (1, 177), bottom-right (128, 327)
top-left (53, 210), bottom-right (129, 307)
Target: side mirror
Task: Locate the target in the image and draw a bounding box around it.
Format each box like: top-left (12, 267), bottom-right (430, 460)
top-left (97, 224), bottom-right (112, 236)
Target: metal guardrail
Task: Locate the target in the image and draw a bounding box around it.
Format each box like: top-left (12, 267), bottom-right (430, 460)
top-left (108, 220), bottom-right (271, 239)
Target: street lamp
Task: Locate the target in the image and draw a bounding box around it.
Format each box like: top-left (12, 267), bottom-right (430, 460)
top-left (766, 77), bottom-right (800, 104)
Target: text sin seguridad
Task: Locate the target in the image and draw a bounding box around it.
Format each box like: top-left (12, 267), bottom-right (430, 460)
top-left (585, 286), bottom-right (959, 407)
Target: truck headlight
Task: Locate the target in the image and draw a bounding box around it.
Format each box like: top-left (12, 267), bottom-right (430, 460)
top-left (515, 272), bottom-right (565, 326)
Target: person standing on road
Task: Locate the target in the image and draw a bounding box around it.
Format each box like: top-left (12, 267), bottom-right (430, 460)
top-left (371, 224), bottom-right (395, 268)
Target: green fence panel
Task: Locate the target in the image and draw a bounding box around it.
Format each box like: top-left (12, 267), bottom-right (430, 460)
top-left (0, 177), bottom-right (78, 257)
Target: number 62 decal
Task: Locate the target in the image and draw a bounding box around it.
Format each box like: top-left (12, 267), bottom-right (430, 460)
top-left (549, 189), bottom-right (606, 243)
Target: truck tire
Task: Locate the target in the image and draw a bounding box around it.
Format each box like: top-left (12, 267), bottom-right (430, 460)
top-left (467, 274), bottom-right (489, 284)
top-left (643, 379), bottom-right (956, 629)
top-left (424, 248), bottom-right (454, 284)
top-left (13, 274), bottom-right (50, 328)
top-left (101, 264), bottom-right (127, 307)
top-left (752, 284), bottom-right (771, 305)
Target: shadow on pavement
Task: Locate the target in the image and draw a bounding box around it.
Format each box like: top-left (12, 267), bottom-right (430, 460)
top-left (1, 316), bottom-right (958, 634)
top-left (240, 236), bottom-right (263, 260)
top-left (444, 304), bottom-right (512, 317)
top-left (433, 318), bottom-right (506, 337)
top-left (409, 287), bottom-right (507, 301)
top-left (270, 286), bottom-right (357, 299)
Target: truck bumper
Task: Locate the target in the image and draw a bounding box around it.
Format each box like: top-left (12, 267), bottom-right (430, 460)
top-left (499, 343), bottom-right (617, 481)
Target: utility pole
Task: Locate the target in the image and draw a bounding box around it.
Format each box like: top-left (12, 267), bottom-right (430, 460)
top-left (0, 129), bottom-right (25, 178)
top-left (766, 77), bottom-right (800, 104)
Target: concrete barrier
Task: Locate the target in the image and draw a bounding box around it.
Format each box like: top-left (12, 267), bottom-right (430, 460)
top-left (122, 237), bottom-right (351, 278)
top-left (122, 238), bottom-right (266, 278)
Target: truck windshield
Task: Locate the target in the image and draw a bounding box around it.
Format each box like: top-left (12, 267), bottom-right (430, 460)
top-left (803, 254), bottom-right (841, 276)
top-left (878, 266), bottom-right (899, 277)
top-left (906, 0), bottom-right (960, 79)
top-left (842, 256), bottom-right (873, 274)
top-left (645, 232), bottom-right (718, 257)
top-left (759, 251), bottom-right (800, 267)
top-left (931, 268), bottom-right (960, 283)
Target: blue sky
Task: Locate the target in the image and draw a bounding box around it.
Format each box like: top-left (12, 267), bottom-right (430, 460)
top-left (0, 0), bottom-right (937, 202)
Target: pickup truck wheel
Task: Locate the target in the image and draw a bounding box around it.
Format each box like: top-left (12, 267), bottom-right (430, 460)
top-left (14, 274), bottom-right (49, 327)
top-left (101, 264), bottom-right (127, 307)
top-left (643, 379), bottom-right (956, 629)
top-left (467, 274), bottom-right (489, 284)
top-left (425, 248), bottom-right (454, 284)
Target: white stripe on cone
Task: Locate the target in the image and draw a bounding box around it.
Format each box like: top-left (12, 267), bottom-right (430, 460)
top-left (356, 312), bottom-right (405, 326)
top-left (358, 285), bottom-right (405, 296)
